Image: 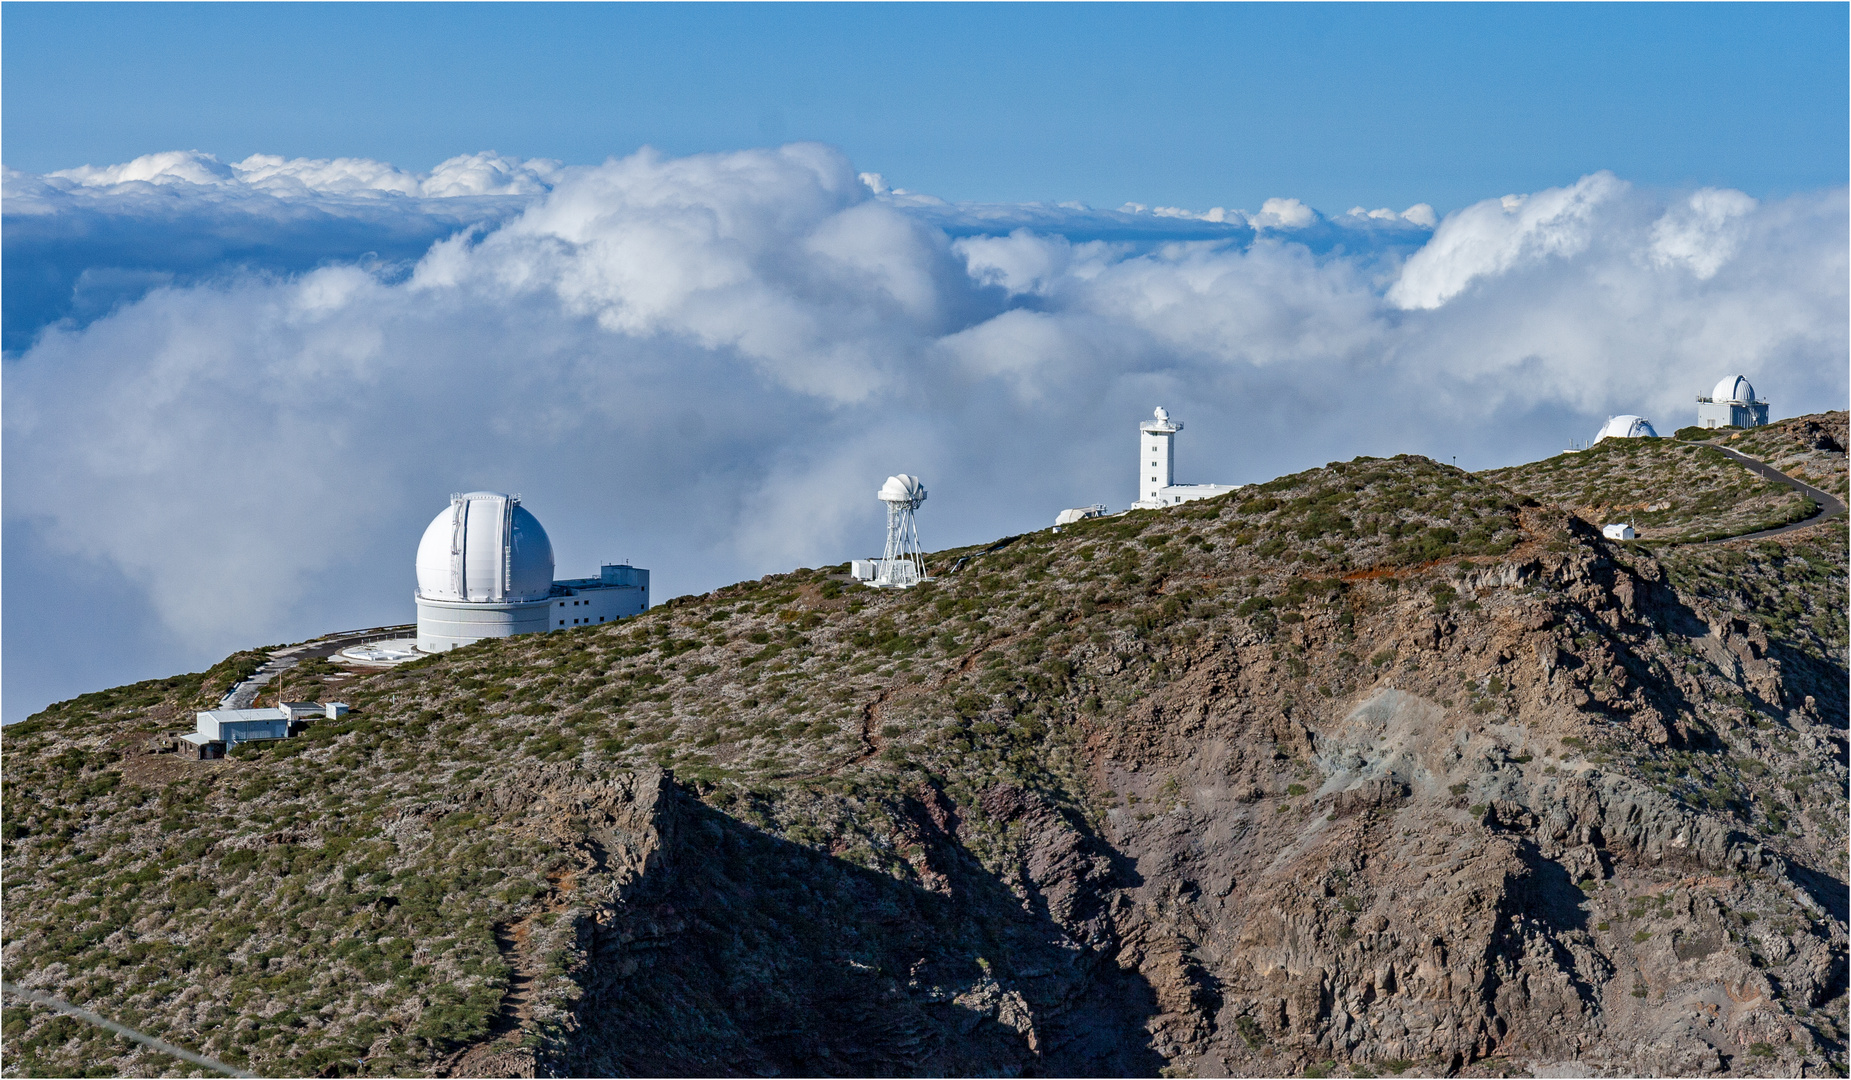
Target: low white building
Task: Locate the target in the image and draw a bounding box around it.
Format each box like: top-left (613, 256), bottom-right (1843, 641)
top-left (1602, 523), bottom-right (1637, 540)
top-left (178, 702), bottom-right (348, 758)
top-left (413, 492), bottom-right (647, 652)
top-left (1696, 375), bottom-right (1770, 430)
top-left (279, 701), bottom-right (348, 727)
top-left (1131, 407), bottom-right (1241, 509)
top-left (180, 708), bottom-right (290, 758)
top-left (851, 559), bottom-right (919, 585)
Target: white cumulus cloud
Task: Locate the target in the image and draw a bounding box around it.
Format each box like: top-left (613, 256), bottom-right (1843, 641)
top-left (1389, 171), bottom-right (1629, 310)
top-left (49, 149), bottom-right (564, 198)
top-left (3, 147), bottom-right (1845, 723)
top-left (1253, 197), bottom-right (1319, 230)
top-left (1649, 187), bottom-right (1759, 279)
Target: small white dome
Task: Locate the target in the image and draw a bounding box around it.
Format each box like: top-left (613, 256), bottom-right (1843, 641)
top-left (415, 492), bottom-right (554, 603)
top-left (1712, 375), bottom-right (1756, 404)
top-left (1154, 406), bottom-right (1171, 423)
top-left (1595, 415), bottom-right (1659, 441)
top-left (877, 474), bottom-right (927, 506)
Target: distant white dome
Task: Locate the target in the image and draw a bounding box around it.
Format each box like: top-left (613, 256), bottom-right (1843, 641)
top-left (415, 492), bottom-right (554, 603)
top-left (877, 474), bottom-right (927, 507)
top-left (1712, 375), bottom-right (1756, 404)
top-left (1595, 415), bottom-right (1659, 442)
top-left (1153, 406), bottom-right (1171, 423)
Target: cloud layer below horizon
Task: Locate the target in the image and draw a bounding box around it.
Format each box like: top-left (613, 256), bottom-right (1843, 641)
top-left (5, 145), bottom-right (1845, 721)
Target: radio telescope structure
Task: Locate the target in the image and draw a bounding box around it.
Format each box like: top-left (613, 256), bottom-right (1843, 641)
top-left (873, 474), bottom-right (928, 587)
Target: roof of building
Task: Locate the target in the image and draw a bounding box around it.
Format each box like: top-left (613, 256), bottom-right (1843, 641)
top-left (415, 491), bottom-right (554, 604)
top-left (1595, 415), bottom-right (1659, 441)
top-left (1711, 375), bottom-right (1758, 404)
top-left (198, 708), bottom-right (288, 722)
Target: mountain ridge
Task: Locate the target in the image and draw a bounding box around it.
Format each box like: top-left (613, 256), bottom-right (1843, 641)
top-left (4, 412), bottom-right (1846, 1078)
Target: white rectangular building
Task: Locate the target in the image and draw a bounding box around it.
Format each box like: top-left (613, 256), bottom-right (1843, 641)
top-left (181, 707), bottom-right (290, 757)
top-left (548, 564), bottom-right (649, 629)
top-left (194, 708), bottom-right (291, 744)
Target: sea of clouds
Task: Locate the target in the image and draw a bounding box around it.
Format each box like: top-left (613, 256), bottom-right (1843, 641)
top-left (4, 144), bottom-right (1845, 721)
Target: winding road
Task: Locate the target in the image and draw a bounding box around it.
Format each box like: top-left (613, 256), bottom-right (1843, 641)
top-left (1700, 445), bottom-right (1847, 545)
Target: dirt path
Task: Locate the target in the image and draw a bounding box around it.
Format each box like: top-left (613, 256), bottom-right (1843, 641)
top-left (486, 920), bottom-right (539, 1041)
top-left (479, 865), bottom-right (584, 1049)
top-left (811, 626), bottom-right (1025, 779)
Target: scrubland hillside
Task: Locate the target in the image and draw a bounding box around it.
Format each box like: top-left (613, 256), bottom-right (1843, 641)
top-left (4, 418), bottom-right (1846, 1079)
top-left (1483, 411), bottom-right (1846, 543)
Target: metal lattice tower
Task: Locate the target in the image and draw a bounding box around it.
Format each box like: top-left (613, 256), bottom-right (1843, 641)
top-left (876, 474), bottom-right (928, 586)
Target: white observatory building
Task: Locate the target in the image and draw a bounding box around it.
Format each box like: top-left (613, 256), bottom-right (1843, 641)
top-left (1132, 407), bottom-right (1240, 510)
top-left (1696, 375), bottom-right (1770, 430)
top-left (1594, 415), bottom-right (1659, 442)
top-left (414, 491), bottom-right (648, 652)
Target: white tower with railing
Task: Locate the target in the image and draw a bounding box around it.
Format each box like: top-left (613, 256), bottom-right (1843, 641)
top-left (1140, 406), bottom-right (1181, 505)
top-left (1132, 406), bottom-right (1241, 510)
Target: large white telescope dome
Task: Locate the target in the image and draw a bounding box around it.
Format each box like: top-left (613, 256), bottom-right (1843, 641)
top-left (1595, 415), bottom-right (1659, 442)
top-left (1711, 375), bottom-right (1757, 404)
top-left (415, 492), bottom-right (554, 603)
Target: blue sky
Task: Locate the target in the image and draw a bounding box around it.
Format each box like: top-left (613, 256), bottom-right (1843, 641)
top-left (5, 3), bottom-right (1846, 212)
top-left (3, 4), bottom-right (1847, 723)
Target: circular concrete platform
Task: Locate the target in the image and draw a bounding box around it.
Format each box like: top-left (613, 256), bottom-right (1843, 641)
top-left (337, 638), bottom-right (422, 666)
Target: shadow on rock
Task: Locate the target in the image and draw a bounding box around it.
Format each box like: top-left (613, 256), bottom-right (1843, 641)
top-left (561, 778), bottom-right (1166, 1077)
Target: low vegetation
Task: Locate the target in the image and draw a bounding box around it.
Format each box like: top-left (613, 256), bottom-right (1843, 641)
top-left (1484, 434), bottom-right (1820, 541)
top-left (3, 420), bottom-right (1844, 1077)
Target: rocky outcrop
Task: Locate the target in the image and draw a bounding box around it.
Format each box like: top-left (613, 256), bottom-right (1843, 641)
top-left (434, 522), bottom-right (1846, 1078)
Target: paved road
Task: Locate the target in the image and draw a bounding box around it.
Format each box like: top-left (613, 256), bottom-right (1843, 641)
top-left (1700, 445), bottom-right (1847, 545)
top-left (220, 624), bottom-right (415, 708)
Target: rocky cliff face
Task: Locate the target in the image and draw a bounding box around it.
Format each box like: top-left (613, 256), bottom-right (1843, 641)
top-left (5, 429), bottom-right (1846, 1078)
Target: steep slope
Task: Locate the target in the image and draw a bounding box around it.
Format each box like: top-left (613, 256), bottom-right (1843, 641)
top-left (4, 433), bottom-right (1846, 1078)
